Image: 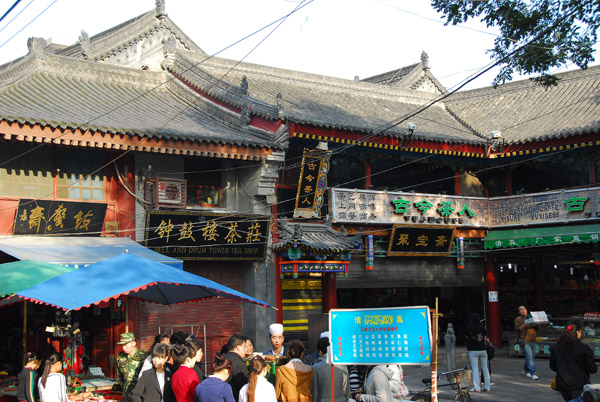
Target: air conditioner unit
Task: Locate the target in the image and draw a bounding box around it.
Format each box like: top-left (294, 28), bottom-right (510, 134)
top-left (145, 177), bottom-right (187, 208)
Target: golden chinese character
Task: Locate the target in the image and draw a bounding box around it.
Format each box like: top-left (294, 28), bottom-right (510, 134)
top-left (19, 209), bottom-right (28, 221)
top-left (301, 197), bottom-right (312, 205)
top-left (74, 210), bottom-right (93, 231)
top-left (396, 315), bottom-right (404, 324)
top-left (225, 222), bottom-right (241, 244)
top-left (303, 185), bottom-right (313, 194)
top-left (435, 235), bottom-right (448, 247)
top-left (155, 219), bottom-right (174, 241)
top-left (47, 204), bottom-right (67, 231)
top-left (28, 206), bottom-right (45, 233)
top-left (307, 162), bottom-right (317, 170)
top-left (179, 221), bottom-right (195, 242)
top-left (246, 222), bottom-right (261, 243)
top-left (354, 316), bottom-right (362, 324)
top-left (396, 233), bottom-right (410, 246)
top-left (415, 235), bottom-right (429, 246)
top-left (201, 220), bottom-right (219, 241)
top-left (305, 174), bottom-right (315, 182)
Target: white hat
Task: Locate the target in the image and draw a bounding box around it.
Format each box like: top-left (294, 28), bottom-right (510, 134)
top-left (320, 331), bottom-right (330, 339)
top-left (269, 323), bottom-right (284, 335)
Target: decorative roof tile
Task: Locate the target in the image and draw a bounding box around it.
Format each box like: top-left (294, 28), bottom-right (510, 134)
top-left (273, 220), bottom-right (363, 252)
top-left (444, 66), bottom-right (600, 144)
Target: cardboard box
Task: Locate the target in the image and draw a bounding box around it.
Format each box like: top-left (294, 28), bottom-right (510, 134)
top-left (525, 311), bottom-right (549, 325)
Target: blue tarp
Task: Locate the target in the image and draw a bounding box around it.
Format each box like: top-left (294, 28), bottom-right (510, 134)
top-left (0, 236), bottom-right (182, 269)
top-left (0, 253), bottom-right (271, 310)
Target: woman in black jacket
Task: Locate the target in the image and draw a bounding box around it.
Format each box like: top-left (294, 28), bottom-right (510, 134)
top-left (132, 343), bottom-right (176, 402)
top-left (550, 320), bottom-right (598, 401)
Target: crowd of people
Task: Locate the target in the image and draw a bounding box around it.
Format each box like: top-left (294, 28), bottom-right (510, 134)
top-left (16, 323), bottom-right (412, 402)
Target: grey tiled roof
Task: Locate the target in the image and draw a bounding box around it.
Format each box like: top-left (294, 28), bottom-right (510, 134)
top-left (444, 66), bottom-right (600, 144)
top-left (53, 9), bottom-right (206, 61)
top-left (0, 53), bottom-right (281, 150)
top-left (273, 221), bottom-right (363, 252)
top-left (172, 53), bottom-right (484, 145)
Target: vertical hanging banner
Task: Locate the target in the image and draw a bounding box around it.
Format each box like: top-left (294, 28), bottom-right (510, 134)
top-left (293, 148), bottom-right (332, 218)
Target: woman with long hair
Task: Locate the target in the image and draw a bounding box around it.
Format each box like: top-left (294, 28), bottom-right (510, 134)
top-left (465, 313), bottom-right (490, 393)
top-left (17, 351), bottom-right (43, 402)
top-left (195, 352), bottom-right (235, 402)
top-left (550, 321), bottom-right (598, 401)
top-left (239, 355), bottom-right (276, 402)
top-left (38, 352), bottom-right (67, 402)
top-left (275, 339), bottom-right (313, 402)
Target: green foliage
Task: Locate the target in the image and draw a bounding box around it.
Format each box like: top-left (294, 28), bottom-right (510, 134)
top-left (430, 0), bottom-right (600, 86)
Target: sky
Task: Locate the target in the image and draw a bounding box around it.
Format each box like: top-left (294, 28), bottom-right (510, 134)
top-left (0, 0), bottom-right (597, 91)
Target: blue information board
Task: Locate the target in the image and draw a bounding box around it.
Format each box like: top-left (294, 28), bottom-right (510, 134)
top-left (329, 306), bottom-right (432, 365)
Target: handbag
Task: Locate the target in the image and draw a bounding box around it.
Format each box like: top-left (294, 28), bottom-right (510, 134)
top-left (486, 342), bottom-right (495, 360)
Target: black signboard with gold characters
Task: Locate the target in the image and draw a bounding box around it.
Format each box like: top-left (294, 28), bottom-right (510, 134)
top-left (293, 148), bottom-right (332, 219)
top-left (13, 199), bottom-right (107, 235)
top-left (145, 211), bottom-right (269, 261)
top-left (387, 225), bottom-right (455, 256)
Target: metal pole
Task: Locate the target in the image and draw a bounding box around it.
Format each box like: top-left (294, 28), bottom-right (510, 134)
top-left (203, 323), bottom-right (208, 376)
top-left (22, 300), bottom-right (27, 367)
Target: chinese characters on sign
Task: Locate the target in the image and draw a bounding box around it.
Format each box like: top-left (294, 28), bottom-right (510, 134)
top-left (330, 188), bottom-right (488, 227)
top-left (329, 306), bottom-right (432, 365)
top-left (331, 187), bottom-right (600, 228)
top-left (293, 148), bottom-right (332, 219)
top-left (145, 211), bottom-right (269, 261)
top-left (387, 226), bottom-right (455, 255)
top-left (13, 199), bottom-right (107, 235)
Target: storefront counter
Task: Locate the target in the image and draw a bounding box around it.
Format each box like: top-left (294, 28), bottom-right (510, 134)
top-left (509, 317), bottom-right (600, 359)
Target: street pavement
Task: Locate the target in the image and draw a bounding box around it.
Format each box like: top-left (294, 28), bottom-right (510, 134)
top-left (400, 346), bottom-right (600, 401)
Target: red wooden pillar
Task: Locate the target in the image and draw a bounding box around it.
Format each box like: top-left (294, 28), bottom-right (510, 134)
top-left (485, 256), bottom-right (501, 347)
top-left (275, 254), bottom-right (283, 323)
top-left (454, 168), bottom-right (462, 195)
top-left (323, 273), bottom-right (337, 312)
top-left (364, 160), bottom-right (371, 190)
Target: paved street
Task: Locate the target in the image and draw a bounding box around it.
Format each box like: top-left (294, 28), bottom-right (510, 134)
top-left (400, 346), bottom-right (600, 401)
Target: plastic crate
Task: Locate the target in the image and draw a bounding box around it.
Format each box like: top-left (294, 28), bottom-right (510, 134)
top-left (446, 368), bottom-right (473, 390)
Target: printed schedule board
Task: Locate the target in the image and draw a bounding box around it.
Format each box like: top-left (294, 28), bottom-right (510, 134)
top-left (329, 306), bottom-right (432, 365)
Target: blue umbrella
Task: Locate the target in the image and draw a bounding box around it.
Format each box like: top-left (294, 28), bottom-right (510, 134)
top-left (0, 253), bottom-right (271, 310)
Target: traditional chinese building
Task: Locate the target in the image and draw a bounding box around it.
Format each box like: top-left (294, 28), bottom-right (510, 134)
top-left (0, 2), bottom-right (285, 374)
top-left (1, 1), bottom-right (599, 364)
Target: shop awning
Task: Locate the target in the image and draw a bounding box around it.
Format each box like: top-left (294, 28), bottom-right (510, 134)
top-left (0, 236), bottom-right (183, 269)
top-left (483, 224), bottom-right (600, 250)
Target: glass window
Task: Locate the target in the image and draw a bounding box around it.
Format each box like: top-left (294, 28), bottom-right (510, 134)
top-left (0, 144), bottom-right (53, 198)
top-left (56, 149), bottom-right (105, 201)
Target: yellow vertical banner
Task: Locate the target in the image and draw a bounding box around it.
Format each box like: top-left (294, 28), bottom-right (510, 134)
top-left (293, 148), bottom-right (332, 218)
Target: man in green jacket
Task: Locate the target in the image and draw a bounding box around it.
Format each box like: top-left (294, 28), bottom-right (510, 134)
top-left (116, 332), bottom-right (147, 402)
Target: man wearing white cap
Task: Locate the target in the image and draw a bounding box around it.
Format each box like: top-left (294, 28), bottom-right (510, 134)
top-left (264, 323), bottom-right (286, 357)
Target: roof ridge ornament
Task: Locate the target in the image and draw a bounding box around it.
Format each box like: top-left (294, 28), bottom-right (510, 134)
top-left (276, 93), bottom-right (286, 120)
top-left (79, 30), bottom-right (92, 60)
top-left (161, 34), bottom-right (177, 70)
top-left (292, 224), bottom-right (303, 241)
top-left (155, 0), bottom-right (166, 17)
top-left (240, 76), bottom-right (249, 95)
top-left (27, 37), bottom-right (48, 60)
top-left (421, 51), bottom-right (430, 71)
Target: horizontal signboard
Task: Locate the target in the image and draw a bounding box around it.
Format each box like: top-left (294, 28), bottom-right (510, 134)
top-left (387, 225), bottom-right (455, 256)
top-left (13, 199), bottom-right (107, 235)
top-left (145, 211), bottom-right (269, 261)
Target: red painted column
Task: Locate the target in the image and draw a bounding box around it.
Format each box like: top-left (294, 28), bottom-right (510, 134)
top-left (323, 273), bottom-right (337, 312)
top-left (485, 256), bottom-right (501, 347)
top-left (364, 160), bottom-right (371, 190)
top-left (275, 254), bottom-right (283, 323)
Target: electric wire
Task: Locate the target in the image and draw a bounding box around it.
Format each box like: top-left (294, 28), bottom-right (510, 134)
top-left (0, 2), bottom-right (592, 251)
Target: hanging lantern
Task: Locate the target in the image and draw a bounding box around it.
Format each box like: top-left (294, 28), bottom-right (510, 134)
top-left (457, 237), bottom-right (465, 269)
top-left (366, 235), bottom-right (374, 271)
